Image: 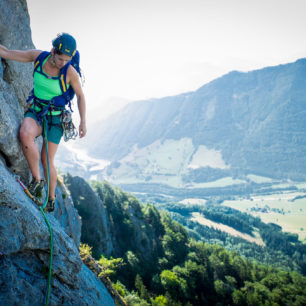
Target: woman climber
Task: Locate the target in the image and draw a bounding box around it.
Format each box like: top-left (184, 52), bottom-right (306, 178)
top-left (0, 33), bottom-right (87, 212)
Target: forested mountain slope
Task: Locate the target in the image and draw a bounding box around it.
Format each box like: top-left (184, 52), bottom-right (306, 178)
top-left (65, 176), bottom-right (306, 305)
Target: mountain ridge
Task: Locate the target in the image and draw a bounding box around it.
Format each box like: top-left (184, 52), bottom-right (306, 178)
top-left (80, 58), bottom-right (306, 191)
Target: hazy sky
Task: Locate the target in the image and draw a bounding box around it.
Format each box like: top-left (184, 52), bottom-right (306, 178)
top-left (27, 0), bottom-right (306, 116)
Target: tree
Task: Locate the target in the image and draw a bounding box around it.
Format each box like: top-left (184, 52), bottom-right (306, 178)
top-left (161, 217), bottom-right (189, 266)
top-left (98, 255), bottom-right (124, 278)
top-left (152, 295), bottom-right (168, 306)
top-left (135, 274), bottom-right (150, 301)
top-left (160, 270), bottom-right (187, 301)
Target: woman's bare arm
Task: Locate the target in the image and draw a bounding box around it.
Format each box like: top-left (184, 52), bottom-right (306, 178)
top-left (0, 45), bottom-right (40, 62)
top-left (68, 66), bottom-right (87, 138)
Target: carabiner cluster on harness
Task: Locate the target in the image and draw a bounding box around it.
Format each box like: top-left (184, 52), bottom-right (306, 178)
top-left (61, 110), bottom-right (78, 142)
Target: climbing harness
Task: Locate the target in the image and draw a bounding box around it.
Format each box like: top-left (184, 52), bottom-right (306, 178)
top-left (26, 97), bottom-right (63, 124)
top-left (26, 99), bottom-right (78, 142)
top-left (16, 118), bottom-right (53, 306)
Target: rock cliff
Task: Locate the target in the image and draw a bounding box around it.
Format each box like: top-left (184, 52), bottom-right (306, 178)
top-left (64, 175), bottom-right (162, 261)
top-left (63, 174), bottom-right (114, 258)
top-left (0, 0), bottom-right (115, 304)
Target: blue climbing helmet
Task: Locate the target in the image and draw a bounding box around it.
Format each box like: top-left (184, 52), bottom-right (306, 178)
top-left (52, 33), bottom-right (77, 57)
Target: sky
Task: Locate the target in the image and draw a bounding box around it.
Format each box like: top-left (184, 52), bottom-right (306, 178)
top-left (27, 0), bottom-right (306, 119)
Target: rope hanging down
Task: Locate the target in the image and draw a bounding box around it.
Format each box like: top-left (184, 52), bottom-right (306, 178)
top-left (40, 118), bottom-right (53, 306)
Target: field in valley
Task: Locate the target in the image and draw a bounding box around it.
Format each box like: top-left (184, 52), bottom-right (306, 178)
top-left (190, 212), bottom-right (265, 245)
top-left (222, 190), bottom-right (306, 242)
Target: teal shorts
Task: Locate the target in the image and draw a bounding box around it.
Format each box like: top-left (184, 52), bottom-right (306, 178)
top-left (25, 111), bottom-right (63, 144)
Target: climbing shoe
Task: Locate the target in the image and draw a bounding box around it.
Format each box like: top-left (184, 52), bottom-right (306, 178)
top-left (28, 178), bottom-right (44, 198)
top-left (44, 198), bottom-right (55, 213)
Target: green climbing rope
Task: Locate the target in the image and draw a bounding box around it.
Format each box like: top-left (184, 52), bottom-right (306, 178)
top-left (41, 118), bottom-right (53, 306)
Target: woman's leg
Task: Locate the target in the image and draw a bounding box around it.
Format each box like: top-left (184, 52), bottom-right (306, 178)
top-left (41, 141), bottom-right (59, 200)
top-left (19, 117), bottom-right (42, 180)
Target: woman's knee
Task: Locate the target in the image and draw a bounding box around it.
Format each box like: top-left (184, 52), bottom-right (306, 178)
top-left (19, 118), bottom-right (41, 143)
top-left (19, 126), bottom-right (31, 143)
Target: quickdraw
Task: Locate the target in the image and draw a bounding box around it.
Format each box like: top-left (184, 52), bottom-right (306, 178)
top-left (16, 177), bottom-right (42, 207)
top-left (61, 110), bottom-right (78, 141)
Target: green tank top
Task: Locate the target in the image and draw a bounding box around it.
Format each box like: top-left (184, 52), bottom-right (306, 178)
top-left (33, 55), bottom-right (64, 100)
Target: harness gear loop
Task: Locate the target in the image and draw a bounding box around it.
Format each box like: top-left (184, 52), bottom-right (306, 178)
top-left (61, 110), bottom-right (78, 142)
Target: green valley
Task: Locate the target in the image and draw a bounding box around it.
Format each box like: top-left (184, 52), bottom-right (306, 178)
top-left (222, 191), bottom-right (306, 242)
top-left (64, 175), bottom-right (306, 305)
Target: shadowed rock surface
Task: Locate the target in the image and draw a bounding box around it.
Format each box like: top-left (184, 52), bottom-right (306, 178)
top-left (63, 174), bottom-right (114, 258)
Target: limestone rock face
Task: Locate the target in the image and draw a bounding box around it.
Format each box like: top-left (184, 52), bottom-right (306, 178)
top-left (0, 0), bottom-right (115, 304)
top-left (0, 161), bottom-right (115, 305)
top-left (53, 179), bottom-right (82, 247)
top-left (0, 0), bottom-right (35, 182)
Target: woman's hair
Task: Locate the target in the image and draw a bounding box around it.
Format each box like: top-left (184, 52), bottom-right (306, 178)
top-left (54, 49), bottom-right (64, 55)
